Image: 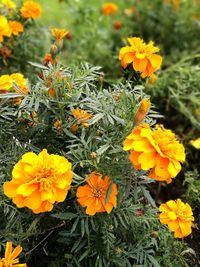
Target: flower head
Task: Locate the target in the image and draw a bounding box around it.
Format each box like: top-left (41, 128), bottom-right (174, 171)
top-left (3, 149), bottom-right (73, 213)
top-left (0, 16), bottom-right (11, 42)
top-left (51, 28), bottom-right (69, 41)
top-left (20, 1), bottom-right (41, 19)
top-left (0, 74), bottom-right (13, 92)
top-left (123, 124), bottom-right (185, 183)
top-left (102, 2), bottom-right (118, 16)
top-left (9, 21), bottom-right (24, 36)
top-left (190, 137), bottom-right (200, 149)
top-left (159, 199), bottom-right (194, 238)
top-left (0, 241), bottom-right (26, 267)
top-left (2, 0), bottom-right (16, 10)
top-left (134, 98), bottom-right (151, 125)
top-left (71, 108), bottom-right (92, 132)
top-left (10, 73), bottom-right (28, 94)
top-left (119, 37), bottom-right (162, 78)
top-left (76, 172), bottom-right (117, 216)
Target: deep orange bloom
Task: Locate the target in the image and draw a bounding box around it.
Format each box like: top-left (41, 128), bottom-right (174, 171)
top-left (76, 173), bottom-right (117, 216)
top-left (3, 149), bottom-right (73, 213)
top-left (134, 98), bottom-right (151, 125)
top-left (9, 21), bottom-right (24, 36)
top-left (159, 199), bottom-right (194, 238)
top-left (119, 37), bottom-right (163, 78)
top-left (123, 124), bottom-right (185, 183)
top-left (20, 1), bottom-right (41, 19)
top-left (102, 2), bottom-right (118, 16)
top-left (0, 241), bottom-right (26, 267)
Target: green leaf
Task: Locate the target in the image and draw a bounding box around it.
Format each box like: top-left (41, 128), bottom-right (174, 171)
top-left (51, 212), bottom-right (77, 220)
top-left (104, 182), bottom-right (113, 205)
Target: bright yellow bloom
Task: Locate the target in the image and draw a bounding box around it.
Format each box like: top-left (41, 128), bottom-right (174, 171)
top-left (0, 241), bottom-right (26, 267)
top-left (190, 137), bottom-right (200, 149)
top-left (76, 172), bottom-right (117, 216)
top-left (123, 124), bottom-right (185, 183)
top-left (10, 73), bottom-right (28, 94)
top-left (9, 21), bottom-right (24, 36)
top-left (159, 199), bottom-right (194, 238)
top-left (119, 37), bottom-right (163, 78)
top-left (3, 149), bottom-right (73, 213)
top-left (51, 28), bottom-right (69, 41)
top-left (102, 2), bottom-right (118, 16)
top-left (2, 0), bottom-right (16, 10)
top-left (0, 16), bottom-right (11, 43)
top-left (0, 75), bottom-right (13, 91)
top-left (71, 108), bottom-right (92, 131)
top-left (20, 1), bottom-right (41, 19)
top-left (134, 98), bottom-right (151, 125)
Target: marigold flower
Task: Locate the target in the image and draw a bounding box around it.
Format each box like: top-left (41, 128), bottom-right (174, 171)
top-left (134, 98), bottom-right (151, 125)
top-left (3, 149), bottom-right (73, 213)
top-left (2, 0), bottom-right (16, 10)
top-left (0, 241), bottom-right (27, 267)
top-left (102, 2), bottom-right (118, 16)
top-left (123, 124), bottom-right (185, 183)
top-left (147, 74), bottom-right (157, 85)
top-left (71, 108), bottom-right (92, 131)
top-left (76, 172), bottom-right (117, 216)
top-left (20, 1), bottom-right (41, 19)
top-left (0, 47), bottom-right (11, 58)
top-left (159, 199), bottom-right (194, 238)
top-left (10, 73), bottom-right (28, 94)
top-left (0, 16), bottom-right (11, 42)
top-left (119, 37), bottom-right (163, 78)
top-left (0, 74), bottom-right (13, 91)
top-left (51, 28), bottom-right (69, 41)
top-left (190, 137), bottom-right (200, 149)
top-left (9, 21), bottom-right (24, 36)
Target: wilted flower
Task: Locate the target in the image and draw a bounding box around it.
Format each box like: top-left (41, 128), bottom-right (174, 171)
top-left (190, 137), bottom-right (200, 149)
top-left (0, 241), bottom-right (27, 267)
top-left (9, 21), bottom-right (24, 36)
top-left (0, 16), bottom-right (11, 42)
top-left (20, 1), bottom-right (41, 19)
top-left (134, 98), bottom-right (151, 125)
top-left (119, 37), bottom-right (163, 78)
top-left (3, 149), bottom-right (73, 213)
top-left (2, 0), bottom-right (16, 10)
top-left (159, 199), bottom-right (194, 238)
top-left (76, 172), bottom-right (117, 215)
top-left (102, 2), bottom-right (118, 16)
top-left (123, 124), bottom-right (185, 183)
top-left (0, 47), bottom-right (11, 58)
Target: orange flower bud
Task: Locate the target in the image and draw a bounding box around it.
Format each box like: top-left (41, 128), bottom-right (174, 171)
top-left (48, 88), bottom-right (56, 97)
top-left (113, 20), bottom-right (122, 30)
top-left (134, 98), bottom-right (151, 125)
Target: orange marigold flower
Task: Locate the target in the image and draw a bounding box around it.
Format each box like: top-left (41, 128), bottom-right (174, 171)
top-left (9, 21), bottom-right (24, 36)
top-left (3, 149), bottom-right (73, 213)
top-left (134, 98), bottom-right (151, 125)
top-left (20, 1), bottom-right (41, 19)
top-left (0, 16), bottom-right (11, 43)
top-left (190, 137), bottom-right (200, 149)
top-left (159, 199), bottom-right (194, 238)
top-left (51, 28), bottom-right (69, 41)
top-left (10, 73), bottom-right (28, 94)
top-left (2, 0), bottom-right (16, 10)
top-left (76, 172), bottom-right (117, 216)
top-left (123, 124), bottom-right (185, 183)
top-left (119, 37), bottom-right (163, 78)
top-left (72, 108), bottom-right (92, 128)
top-left (102, 2), bottom-right (118, 16)
top-left (0, 241), bottom-right (27, 267)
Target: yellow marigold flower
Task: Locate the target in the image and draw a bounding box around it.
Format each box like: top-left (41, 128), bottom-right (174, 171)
top-left (3, 149), bottom-right (73, 213)
top-left (134, 98), bottom-right (151, 125)
top-left (102, 2), bottom-right (118, 16)
top-left (71, 108), bottom-right (92, 131)
top-left (0, 74), bottom-right (13, 91)
top-left (10, 73), bottom-right (28, 94)
top-left (0, 16), bottom-right (11, 43)
top-left (119, 37), bottom-right (163, 78)
top-left (20, 1), bottom-right (41, 19)
top-left (76, 172), bottom-right (117, 216)
top-left (159, 199), bottom-right (194, 238)
top-left (190, 137), bottom-right (200, 149)
top-left (9, 21), bottom-right (24, 36)
top-left (123, 124), bottom-right (185, 183)
top-left (0, 241), bottom-right (27, 267)
top-left (2, 0), bottom-right (16, 10)
top-left (51, 28), bottom-right (69, 41)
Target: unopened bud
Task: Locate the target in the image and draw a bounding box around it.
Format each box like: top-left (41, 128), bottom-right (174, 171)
top-left (134, 98), bottom-right (151, 125)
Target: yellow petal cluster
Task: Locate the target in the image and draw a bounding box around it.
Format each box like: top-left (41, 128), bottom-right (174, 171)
top-left (51, 28), bottom-right (69, 41)
top-left (2, 0), bottom-right (16, 10)
top-left (123, 123), bottom-right (185, 183)
top-left (20, 0), bottom-right (41, 19)
top-left (159, 199), bottom-right (194, 238)
top-left (3, 149), bottom-right (73, 213)
top-left (0, 241), bottom-right (26, 267)
top-left (0, 73), bottom-right (28, 94)
top-left (190, 137), bottom-right (200, 149)
top-left (9, 21), bottom-right (24, 36)
top-left (71, 108), bottom-right (92, 132)
top-left (0, 15), bottom-right (11, 43)
top-left (119, 37), bottom-right (163, 78)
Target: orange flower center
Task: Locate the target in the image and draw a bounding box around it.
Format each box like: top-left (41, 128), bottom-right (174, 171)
top-left (1, 258), bottom-right (11, 267)
top-left (91, 186), bottom-right (103, 198)
top-left (35, 167), bottom-right (56, 191)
